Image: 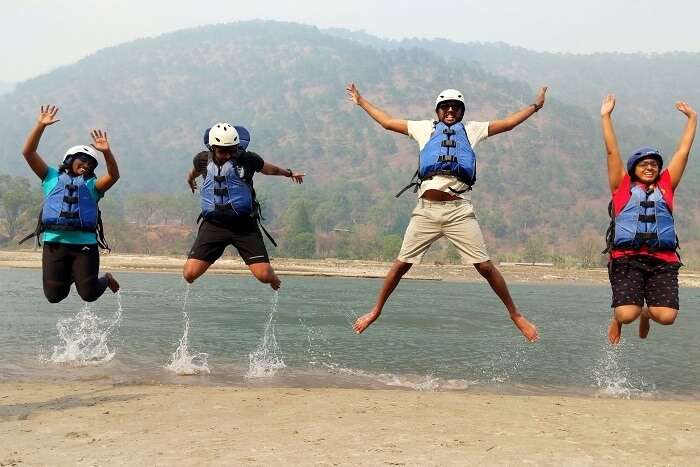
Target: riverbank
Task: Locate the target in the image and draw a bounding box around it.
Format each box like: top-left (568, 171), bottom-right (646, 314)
top-left (3, 249), bottom-right (700, 286)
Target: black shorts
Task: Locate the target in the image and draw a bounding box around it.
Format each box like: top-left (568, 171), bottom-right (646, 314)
top-left (187, 218), bottom-right (269, 265)
top-left (608, 256), bottom-right (681, 309)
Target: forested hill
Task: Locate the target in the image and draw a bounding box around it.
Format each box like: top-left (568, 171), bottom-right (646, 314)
top-left (2, 21), bottom-right (700, 260)
top-left (329, 29), bottom-right (700, 135)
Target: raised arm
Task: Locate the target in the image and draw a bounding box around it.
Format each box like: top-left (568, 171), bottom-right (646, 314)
top-left (261, 162), bottom-right (305, 184)
top-left (666, 101), bottom-right (697, 190)
top-left (488, 86), bottom-right (547, 136)
top-left (346, 82), bottom-right (408, 135)
top-left (92, 130), bottom-right (120, 193)
top-left (600, 94), bottom-right (626, 192)
top-left (21, 105), bottom-right (60, 180)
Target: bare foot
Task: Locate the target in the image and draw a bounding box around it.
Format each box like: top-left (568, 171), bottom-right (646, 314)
top-left (353, 309), bottom-right (381, 334)
top-left (639, 309), bottom-right (650, 339)
top-left (270, 275), bottom-right (281, 290)
top-left (511, 314), bottom-right (539, 342)
top-left (105, 273), bottom-right (120, 293)
top-left (608, 318), bottom-right (622, 344)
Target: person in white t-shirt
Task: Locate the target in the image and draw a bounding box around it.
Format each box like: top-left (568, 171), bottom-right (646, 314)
top-left (345, 83), bottom-right (547, 342)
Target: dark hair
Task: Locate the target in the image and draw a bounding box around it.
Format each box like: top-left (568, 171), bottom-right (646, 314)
top-left (59, 156), bottom-right (96, 179)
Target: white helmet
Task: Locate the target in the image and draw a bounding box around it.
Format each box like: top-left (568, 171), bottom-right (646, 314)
top-left (435, 89), bottom-right (465, 110)
top-left (208, 122), bottom-right (239, 147)
top-left (63, 145), bottom-right (99, 168)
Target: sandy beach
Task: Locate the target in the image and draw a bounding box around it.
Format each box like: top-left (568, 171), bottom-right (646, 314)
top-left (0, 382), bottom-right (697, 466)
top-left (3, 249), bottom-right (700, 287)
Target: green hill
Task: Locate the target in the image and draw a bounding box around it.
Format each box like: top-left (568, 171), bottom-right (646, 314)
top-left (2, 21), bottom-right (699, 262)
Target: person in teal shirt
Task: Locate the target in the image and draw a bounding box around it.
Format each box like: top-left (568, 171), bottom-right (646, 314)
top-left (21, 105), bottom-right (121, 303)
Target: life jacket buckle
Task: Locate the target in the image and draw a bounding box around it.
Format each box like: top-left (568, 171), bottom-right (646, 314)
top-left (441, 139), bottom-right (456, 148)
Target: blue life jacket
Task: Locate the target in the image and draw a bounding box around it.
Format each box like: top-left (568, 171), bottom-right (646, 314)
top-left (610, 184), bottom-right (677, 251)
top-left (200, 153), bottom-right (254, 220)
top-left (41, 172), bottom-right (98, 232)
top-left (397, 121), bottom-right (477, 197)
top-left (419, 121), bottom-right (476, 185)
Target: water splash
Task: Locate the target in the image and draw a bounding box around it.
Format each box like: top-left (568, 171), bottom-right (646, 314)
top-left (592, 344), bottom-right (652, 398)
top-left (298, 317), bottom-right (333, 367)
top-left (165, 283), bottom-right (210, 375)
top-left (48, 291), bottom-right (123, 366)
top-left (246, 291), bottom-right (286, 378)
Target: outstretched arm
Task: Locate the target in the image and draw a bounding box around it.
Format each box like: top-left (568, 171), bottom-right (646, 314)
top-left (488, 86), bottom-right (547, 136)
top-left (92, 130), bottom-right (120, 193)
top-left (600, 94), bottom-right (625, 192)
top-left (346, 82), bottom-right (408, 135)
top-left (261, 162), bottom-right (305, 184)
top-left (666, 101), bottom-right (697, 190)
top-left (22, 105), bottom-right (60, 180)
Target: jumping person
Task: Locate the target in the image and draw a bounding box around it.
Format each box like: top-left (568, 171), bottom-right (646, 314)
top-left (183, 122), bottom-right (305, 289)
top-left (20, 105), bottom-right (120, 303)
top-left (346, 83), bottom-right (546, 341)
top-left (601, 95), bottom-right (697, 344)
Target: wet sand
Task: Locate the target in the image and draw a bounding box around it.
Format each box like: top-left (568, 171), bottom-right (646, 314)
top-left (0, 382), bottom-right (698, 466)
top-left (3, 249), bottom-right (700, 287)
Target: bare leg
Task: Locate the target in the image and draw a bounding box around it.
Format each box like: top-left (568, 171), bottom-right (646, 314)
top-left (473, 260), bottom-right (539, 342)
top-left (608, 305), bottom-right (642, 344)
top-left (639, 307), bottom-right (650, 339)
top-left (182, 258), bottom-right (212, 284)
top-left (248, 262), bottom-right (281, 290)
top-left (353, 260), bottom-right (412, 334)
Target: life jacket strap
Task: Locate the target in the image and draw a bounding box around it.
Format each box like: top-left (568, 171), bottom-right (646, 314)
top-left (59, 211), bottom-right (80, 219)
top-left (213, 188), bottom-right (229, 196)
top-left (214, 203), bottom-right (231, 210)
top-left (213, 175), bottom-right (226, 182)
top-left (442, 128), bottom-right (456, 136)
top-left (65, 184), bottom-right (78, 192)
top-left (636, 232), bottom-right (657, 241)
top-left (63, 195), bottom-right (79, 204)
top-left (640, 200), bottom-right (655, 208)
top-left (638, 214), bottom-right (656, 223)
top-left (437, 155), bottom-right (457, 163)
top-left (441, 139), bottom-right (456, 148)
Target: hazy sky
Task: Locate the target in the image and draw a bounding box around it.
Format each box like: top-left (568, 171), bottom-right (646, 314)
top-left (2, 0), bottom-right (699, 82)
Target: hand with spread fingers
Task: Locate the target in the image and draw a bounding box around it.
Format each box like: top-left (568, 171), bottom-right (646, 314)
top-left (676, 101), bottom-right (697, 119)
top-left (90, 129), bottom-right (111, 153)
top-left (601, 94), bottom-right (616, 117)
top-left (346, 82), bottom-right (361, 105)
top-left (37, 105), bottom-right (60, 127)
top-left (290, 172), bottom-right (305, 184)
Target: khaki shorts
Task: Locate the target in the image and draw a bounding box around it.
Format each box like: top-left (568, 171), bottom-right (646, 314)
top-left (397, 199), bottom-right (490, 264)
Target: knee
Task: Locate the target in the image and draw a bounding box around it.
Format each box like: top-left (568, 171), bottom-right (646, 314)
top-left (474, 260), bottom-right (494, 277)
top-left (76, 287), bottom-right (99, 303)
top-left (44, 284), bottom-right (70, 303)
top-left (655, 310), bottom-right (678, 325)
top-left (391, 261), bottom-right (412, 277)
top-left (614, 307), bottom-right (641, 324)
top-left (253, 269), bottom-right (275, 284)
top-left (182, 270), bottom-right (196, 284)
top-left (45, 290), bottom-right (69, 304)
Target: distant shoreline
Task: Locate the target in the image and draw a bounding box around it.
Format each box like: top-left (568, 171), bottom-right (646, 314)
top-left (3, 249), bottom-right (700, 287)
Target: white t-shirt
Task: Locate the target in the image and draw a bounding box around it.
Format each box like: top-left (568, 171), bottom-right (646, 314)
top-left (406, 120), bottom-right (490, 199)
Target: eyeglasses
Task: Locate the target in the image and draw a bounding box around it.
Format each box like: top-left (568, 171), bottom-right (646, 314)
top-left (438, 103), bottom-right (463, 111)
top-left (637, 160), bottom-right (660, 169)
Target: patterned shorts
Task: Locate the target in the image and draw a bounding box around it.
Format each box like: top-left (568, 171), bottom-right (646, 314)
top-left (608, 256), bottom-right (681, 309)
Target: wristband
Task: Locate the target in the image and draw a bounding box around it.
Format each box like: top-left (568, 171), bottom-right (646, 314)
top-left (532, 103), bottom-right (542, 112)
top-left (286, 168), bottom-right (293, 177)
